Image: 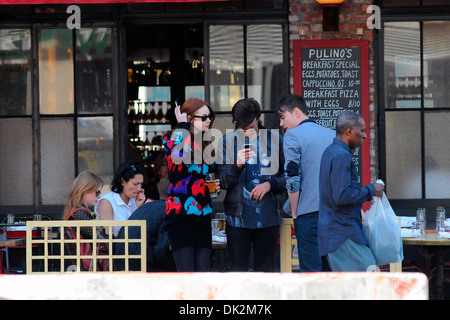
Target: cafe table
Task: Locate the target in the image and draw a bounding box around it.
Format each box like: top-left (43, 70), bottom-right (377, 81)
top-left (402, 231), bottom-right (450, 300)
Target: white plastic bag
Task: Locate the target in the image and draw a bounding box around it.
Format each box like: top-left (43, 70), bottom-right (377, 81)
top-left (363, 186), bottom-right (403, 266)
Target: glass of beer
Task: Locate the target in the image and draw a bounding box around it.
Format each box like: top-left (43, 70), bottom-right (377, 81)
top-left (206, 173), bottom-right (220, 199)
top-left (215, 212), bottom-right (226, 235)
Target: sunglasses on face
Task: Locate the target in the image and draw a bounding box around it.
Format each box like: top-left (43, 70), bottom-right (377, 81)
top-left (190, 114), bottom-right (212, 122)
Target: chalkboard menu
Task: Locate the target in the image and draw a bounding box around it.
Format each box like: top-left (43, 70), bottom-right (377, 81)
top-left (293, 40), bottom-right (370, 187)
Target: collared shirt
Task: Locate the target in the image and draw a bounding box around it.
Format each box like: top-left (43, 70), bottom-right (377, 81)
top-left (94, 191), bottom-right (138, 234)
top-left (318, 138), bottom-right (375, 256)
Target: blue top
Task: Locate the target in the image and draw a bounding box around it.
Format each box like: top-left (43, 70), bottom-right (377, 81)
top-left (217, 127), bottom-right (284, 229)
top-left (318, 138), bottom-right (375, 256)
top-left (283, 119), bottom-right (335, 216)
top-left (227, 140), bottom-right (279, 229)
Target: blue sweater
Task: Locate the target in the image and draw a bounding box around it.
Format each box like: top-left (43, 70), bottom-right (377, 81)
top-left (318, 138), bottom-right (375, 256)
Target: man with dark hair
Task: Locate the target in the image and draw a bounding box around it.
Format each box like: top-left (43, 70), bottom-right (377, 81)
top-left (217, 98), bottom-right (285, 272)
top-left (318, 111), bottom-right (384, 271)
top-left (276, 94), bottom-right (335, 272)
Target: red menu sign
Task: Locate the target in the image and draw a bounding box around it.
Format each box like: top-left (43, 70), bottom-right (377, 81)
top-left (293, 39), bottom-right (370, 190)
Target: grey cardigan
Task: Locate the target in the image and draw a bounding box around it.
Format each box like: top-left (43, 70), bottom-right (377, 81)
top-left (283, 119), bottom-right (335, 216)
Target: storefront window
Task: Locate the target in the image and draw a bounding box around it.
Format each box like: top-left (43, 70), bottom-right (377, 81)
top-left (423, 21), bottom-right (450, 109)
top-left (39, 29), bottom-right (74, 115)
top-left (209, 25), bottom-right (245, 111)
top-left (384, 21), bottom-right (450, 200)
top-left (0, 118), bottom-right (33, 205)
top-left (40, 118), bottom-right (75, 205)
top-left (77, 116), bottom-right (114, 193)
top-left (0, 29), bottom-right (31, 116)
top-left (209, 24), bottom-right (285, 112)
top-left (76, 28), bottom-right (113, 114)
top-left (384, 22), bottom-right (420, 109)
top-left (247, 24), bottom-right (283, 111)
top-left (385, 111), bottom-right (422, 199)
top-left (424, 112), bottom-right (450, 198)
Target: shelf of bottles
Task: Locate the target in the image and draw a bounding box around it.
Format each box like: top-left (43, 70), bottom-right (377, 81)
top-left (128, 100), bottom-right (172, 125)
top-left (128, 99), bottom-right (171, 163)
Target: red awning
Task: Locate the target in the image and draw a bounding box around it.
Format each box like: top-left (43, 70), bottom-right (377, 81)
top-left (0, 0), bottom-right (228, 4)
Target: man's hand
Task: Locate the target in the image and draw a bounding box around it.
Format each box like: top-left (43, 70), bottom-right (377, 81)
top-left (373, 182), bottom-right (384, 198)
top-left (236, 148), bottom-right (255, 168)
top-left (249, 181), bottom-right (271, 201)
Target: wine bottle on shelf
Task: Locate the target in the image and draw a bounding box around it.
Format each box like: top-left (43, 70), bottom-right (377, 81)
top-left (128, 101), bottom-right (136, 124)
top-left (145, 102), bottom-right (152, 124)
top-left (161, 101), bottom-right (168, 123)
top-left (144, 131), bottom-right (152, 161)
top-left (153, 102), bottom-right (160, 123)
top-left (138, 101), bottom-right (145, 124)
top-left (156, 103), bottom-right (164, 123)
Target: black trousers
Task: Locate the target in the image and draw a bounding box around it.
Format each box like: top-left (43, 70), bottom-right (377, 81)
top-left (226, 225), bottom-right (279, 272)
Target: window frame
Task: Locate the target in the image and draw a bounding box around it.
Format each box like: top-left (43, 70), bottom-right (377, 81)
top-left (377, 9), bottom-right (450, 211)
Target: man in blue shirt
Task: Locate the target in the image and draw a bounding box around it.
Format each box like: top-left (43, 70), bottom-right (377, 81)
top-left (318, 111), bottom-right (384, 271)
top-left (217, 98), bottom-right (285, 272)
top-left (277, 94), bottom-right (335, 272)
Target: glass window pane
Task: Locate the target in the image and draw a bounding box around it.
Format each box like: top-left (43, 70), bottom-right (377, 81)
top-left (384, 22), bottom-right (421, 109)
top-left (0, 29), bottom-right (32, 116)
top-left (209, 25), bottom-right (244, 111)
top-left (425, 112), bottom-right (450, 198)
top-left (0, 119), bottom-right (33, 205)
top-left (385, 111), bottom-right (422, 199)
top-left (247, 24), bottom-right (284, 111)
top-left (41, 119), bottom-right (74, 205)
top-left (423, 22), bottom-right (450, 109)
top-left (39, 29), bottom-right (74, 115)
top-left (77, 117), bottom-right (114, 192)
top-left (76, 28), bottom-right (113, 114)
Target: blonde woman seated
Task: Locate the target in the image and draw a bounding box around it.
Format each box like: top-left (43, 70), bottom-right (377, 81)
top-left (62, 170), bottom-right (109, 271)
top-left (62, 170), bottom-right (107, 239)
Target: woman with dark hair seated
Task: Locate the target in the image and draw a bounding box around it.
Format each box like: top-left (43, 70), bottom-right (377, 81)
top-left (95, 161), bottom-right (147, 237)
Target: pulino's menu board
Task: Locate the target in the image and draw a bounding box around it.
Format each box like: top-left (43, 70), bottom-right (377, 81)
top-left (293, 40), bottom-right (370, 187)
top-left (301, 47), bottom-right (361, 129)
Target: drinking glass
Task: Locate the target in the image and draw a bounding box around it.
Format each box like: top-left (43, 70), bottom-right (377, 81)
top-left (211, 219), bottom-right (220, 236)
top-left (205, 173), bottom-right (220, 199)
top-left (416, 208), bottom-right (426, 234)
top-left (215, 212), bottom-right (226, 236)
top-left (436, 206), bottom-right (446, 233)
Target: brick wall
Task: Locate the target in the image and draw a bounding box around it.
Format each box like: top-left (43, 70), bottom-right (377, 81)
top-left (288, 0), bottom-right (378, 183)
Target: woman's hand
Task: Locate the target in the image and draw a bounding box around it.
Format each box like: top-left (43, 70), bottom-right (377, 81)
top-left (136, 189), bottom-right (146, 207)
top-left (174, 105), bottom-right (188, 123)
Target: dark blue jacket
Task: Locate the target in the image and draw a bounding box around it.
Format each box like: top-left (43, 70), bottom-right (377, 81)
top-left (318, 138), bottom-right (375, 256)
top-left (217, 126), bottom-right (285, 219)
top-left (115, 200), bottom-right (176, 272)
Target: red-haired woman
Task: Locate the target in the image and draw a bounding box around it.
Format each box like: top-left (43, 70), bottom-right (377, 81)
top-left (163, 97), bottom-right (219, 272)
